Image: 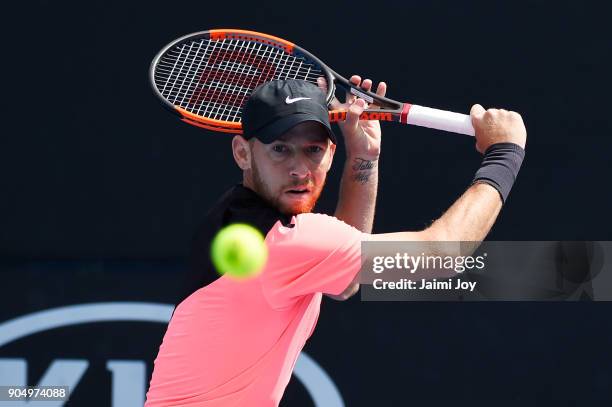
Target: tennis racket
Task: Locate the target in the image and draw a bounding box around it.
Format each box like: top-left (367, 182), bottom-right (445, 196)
top-left (150, 29), bottom-right (475, 136)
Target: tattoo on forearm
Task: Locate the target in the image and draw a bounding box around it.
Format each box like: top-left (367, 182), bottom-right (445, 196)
top-left (352, 158), bottom-right (375, 171)
top-left (354, 172), bottom-right (371, 184)
top-left (351, 158), bottom-right (377, 184)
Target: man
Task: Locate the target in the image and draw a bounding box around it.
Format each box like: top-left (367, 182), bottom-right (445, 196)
top-left (145, 77), bottom-right (526, 406)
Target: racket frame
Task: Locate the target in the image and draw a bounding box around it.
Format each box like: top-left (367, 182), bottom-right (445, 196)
top-left (150, 29), bottom-right (474, 137)
top-left (151, 29), bottom-right (337, 133)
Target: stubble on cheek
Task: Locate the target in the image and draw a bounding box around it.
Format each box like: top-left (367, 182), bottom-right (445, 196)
top-left (251, 161), bottom-right (280, 209)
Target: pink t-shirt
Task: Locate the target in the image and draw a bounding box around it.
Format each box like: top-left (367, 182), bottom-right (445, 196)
top-left (145, 213), bottom-right (367, 406)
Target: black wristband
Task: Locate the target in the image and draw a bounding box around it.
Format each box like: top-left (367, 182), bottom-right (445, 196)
top-left (472, 142), bottom-right (525, 203)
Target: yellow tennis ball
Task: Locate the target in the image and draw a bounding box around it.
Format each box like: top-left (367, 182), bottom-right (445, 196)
top-left (210, 223), bottom-right (268, 279)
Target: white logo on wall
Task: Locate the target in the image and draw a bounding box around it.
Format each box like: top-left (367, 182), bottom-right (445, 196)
top-left (0, 302), bottom-right (344, 407)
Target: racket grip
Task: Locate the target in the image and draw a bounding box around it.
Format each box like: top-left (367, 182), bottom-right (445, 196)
top-left (406, 105), bottom-right (475, 137)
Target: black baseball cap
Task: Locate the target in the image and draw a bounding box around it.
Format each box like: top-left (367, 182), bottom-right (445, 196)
top-left (242, 80), bottom-right (336, 144)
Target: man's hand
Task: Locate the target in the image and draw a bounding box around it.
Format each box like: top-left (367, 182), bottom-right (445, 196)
top-left (318, 75), bottom-right (387, 160)
top-left (470, 104), bottom-right (527, 153)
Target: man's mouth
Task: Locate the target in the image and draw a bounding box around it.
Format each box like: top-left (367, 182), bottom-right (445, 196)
top-left (285, 187), bottom-right (311, 195)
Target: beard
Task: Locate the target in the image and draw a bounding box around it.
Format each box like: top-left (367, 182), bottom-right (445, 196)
top-left (251, 162), bottom-right (324, 216)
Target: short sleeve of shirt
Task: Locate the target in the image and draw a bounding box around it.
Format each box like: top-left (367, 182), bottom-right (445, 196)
top-left (261, 213), bottom-right (369, 308)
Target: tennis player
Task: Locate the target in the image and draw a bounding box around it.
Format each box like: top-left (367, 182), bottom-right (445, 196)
top-left (145, 77), bottom-right (526, 406)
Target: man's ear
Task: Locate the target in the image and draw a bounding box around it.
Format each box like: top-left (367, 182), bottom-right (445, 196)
top-left (324, 141), bottom-right (336, 172)
top-left (232, 135), bottom-right (251, 170)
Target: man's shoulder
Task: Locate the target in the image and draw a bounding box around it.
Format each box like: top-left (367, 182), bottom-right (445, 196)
top-left (292, 212), bottom-right (361, 232)
top-left (267, 212), bottom-right (365, 248)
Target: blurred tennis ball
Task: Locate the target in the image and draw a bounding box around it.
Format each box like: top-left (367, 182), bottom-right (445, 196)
top-left (210, 223), bottom-right (268, 279)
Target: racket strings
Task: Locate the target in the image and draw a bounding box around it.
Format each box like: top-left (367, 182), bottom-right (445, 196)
top-left (200, 40), bottom-right (275, 120)
top-left (157, 44), bottom-right (318, 121)
top-left (157, 41), bottom-right (319, 116)
top-left (154, 38), bottom-right (323, 123)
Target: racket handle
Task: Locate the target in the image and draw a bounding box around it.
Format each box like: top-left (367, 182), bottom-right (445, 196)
top-left (406, 105), bottom-right (475, 137)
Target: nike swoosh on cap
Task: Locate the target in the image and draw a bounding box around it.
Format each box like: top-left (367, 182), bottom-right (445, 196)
top-left (285, 96), bottom-right (311, 104)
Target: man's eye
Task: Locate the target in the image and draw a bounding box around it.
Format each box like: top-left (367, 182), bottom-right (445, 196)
top-left (272, 145), bottom-right (287, 153)
top-left (307, 146), bottom-right (323, 153)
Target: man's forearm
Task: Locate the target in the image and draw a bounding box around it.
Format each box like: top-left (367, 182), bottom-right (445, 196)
top-left (328, 156), bottom-right (377, 301)
top-left (366, 182), bottom-right (502, 281)
top-left (334, 156), bottom-right (378, 233)
top-left (424, 182), bottom-right (502, 242)
top-left (373, 182), bottom-right (502, 244)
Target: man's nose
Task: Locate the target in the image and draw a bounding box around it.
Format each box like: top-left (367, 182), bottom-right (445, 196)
top-left (289, 158), bottom-right (311, 179)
